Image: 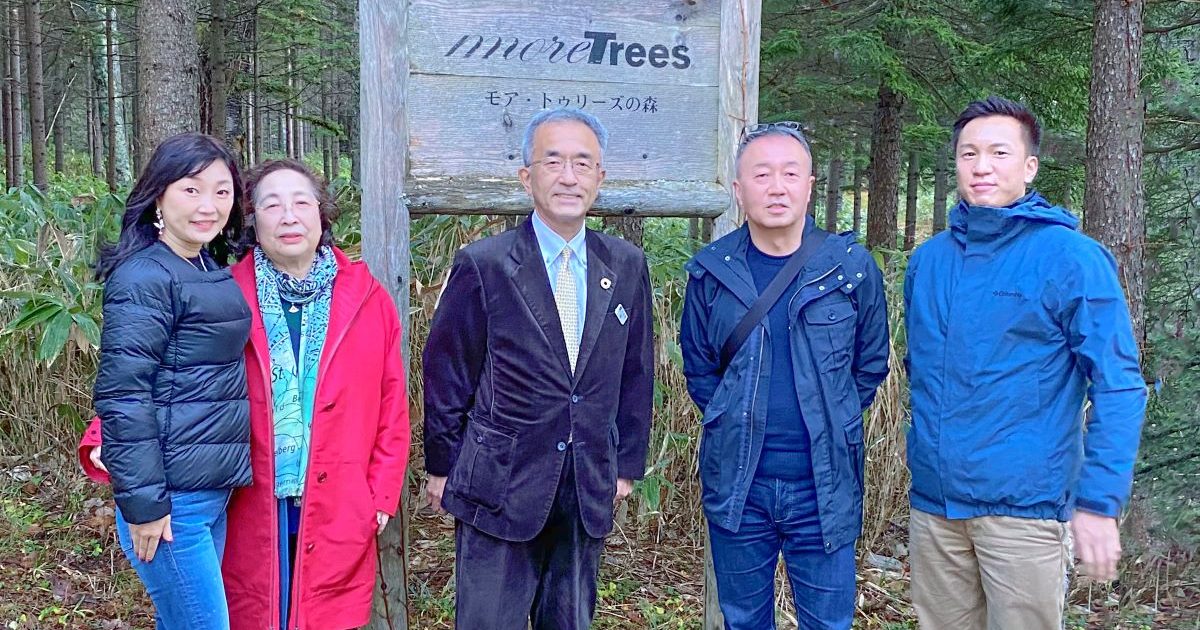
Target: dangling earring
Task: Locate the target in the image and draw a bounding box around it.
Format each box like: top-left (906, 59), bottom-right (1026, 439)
top-left (153, 207), bottom-right (164, 236)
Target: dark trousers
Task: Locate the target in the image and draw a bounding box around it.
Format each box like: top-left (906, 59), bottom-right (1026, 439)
top-left (454, 447), bottom-right (606, 630)
top-left (708, 476), bottom-right (857, 630)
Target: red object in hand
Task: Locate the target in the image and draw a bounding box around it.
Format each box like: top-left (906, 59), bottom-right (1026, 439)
top-left (78, 416), bottom-right (111, 484)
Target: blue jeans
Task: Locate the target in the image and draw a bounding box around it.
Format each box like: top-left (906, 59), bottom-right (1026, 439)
top-left (115, 489), bottom-right (232, 630)
top-left (708, 476), bottom-right (857, 630)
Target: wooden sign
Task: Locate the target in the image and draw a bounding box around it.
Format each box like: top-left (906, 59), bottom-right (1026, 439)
top-left (398, 0), bottom-right (759, 219)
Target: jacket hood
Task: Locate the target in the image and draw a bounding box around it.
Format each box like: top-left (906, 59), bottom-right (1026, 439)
top-left (949, 191), bottom-right (1079, 248)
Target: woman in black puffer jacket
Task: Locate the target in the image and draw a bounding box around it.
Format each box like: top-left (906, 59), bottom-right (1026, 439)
top-left (93, 132), bottom-right (251, 630)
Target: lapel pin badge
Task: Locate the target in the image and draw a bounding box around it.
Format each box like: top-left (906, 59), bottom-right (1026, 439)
top-left (615, 304), bottom-right (628, 325)
top-left (600, 277), bottom-right (613, 290)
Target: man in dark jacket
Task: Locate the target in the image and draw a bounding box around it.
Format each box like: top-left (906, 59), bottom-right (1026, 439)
top-left (904, 96), bottom-right (1146, 629)
top-left (680, 122), bottom-right (890, 629)
top-left (422, 108), bottom-right (654, 630)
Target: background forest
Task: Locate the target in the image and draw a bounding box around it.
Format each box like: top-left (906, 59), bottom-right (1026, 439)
top-left (0, 0), bottom-right (1197, 628)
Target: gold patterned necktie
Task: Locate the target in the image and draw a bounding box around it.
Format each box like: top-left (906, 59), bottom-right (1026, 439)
top-left (554, 246), bottom-right (580, 374)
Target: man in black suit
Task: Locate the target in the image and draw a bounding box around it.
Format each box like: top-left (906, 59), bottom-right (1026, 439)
top-left (422, 108), bottom-right (654, 630)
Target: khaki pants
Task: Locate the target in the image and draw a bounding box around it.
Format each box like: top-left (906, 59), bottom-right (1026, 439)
top-left (909, 509), bottom-right (1070, 630)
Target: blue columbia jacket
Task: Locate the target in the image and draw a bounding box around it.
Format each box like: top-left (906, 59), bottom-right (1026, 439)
top-left (681, 221), bottom-right (890, 551)
top-left (904, 192), bottom-right (1146, 521)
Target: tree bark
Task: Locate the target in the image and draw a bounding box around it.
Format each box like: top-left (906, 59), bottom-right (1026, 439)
top-left (2, 5), bottom-right (12, 189)
top-left (852, 152), bottom-right (863, 235)
top-left (136, 0), bottom-right (199, 166)
top-left (1084, 0), bottom-right (1146, 342)
top-left (903, 151), bottom-right (919, 251)
top-left (932, 144), bottom-right (949, 233)
top-left (7, 2), bottom-right (22, 189)
top-left (866, 82), bottom-right (903, 251)
top-left (104, 8), bottom-right (116, 189)
top-left (602, 216), bottom-right (645, 247)
top-left (825, 148), bottom-right (843, 232)
top-left (21, 0), bottom-right (44, 190)
top-left (208, 0), bottom-right (229, 143)
top-left (49, 51), bottom-right (62, 173)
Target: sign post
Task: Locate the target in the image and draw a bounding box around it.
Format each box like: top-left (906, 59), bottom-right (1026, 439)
top-left (358, 1), bottom-right (761, 626)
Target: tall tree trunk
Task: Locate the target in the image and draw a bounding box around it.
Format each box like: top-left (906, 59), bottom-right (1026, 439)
top-left (932, 144), bottom-right (949, 233)
top-left (602, 216), bottom-right (644, 247)
top-left (808, 169), bottom-right (820, 218)
top-left (866, 82), bottom-right (903, 251)
top-left (104, 9), bottom-right (116, 189)
top-left (250, 9), bottom-right (261, 165)
top-left (21, 0), bottom-right (43, 189)
top-left (49, 51), bottom-right (62, 173)
top-left (208, 0), bottom-right (228, 143)
top-left (137, 0), bottom-right (199, 166)
top-left (1084, 0), bottom-right (1146, 342)
top-left (903, 151), bottom-right (919, 251)
top-left (7, 2), bottom-right (22, 189)
top-left (87, 63), bottom-right (101, 177)
top-left (852, 151), bottom-right (863, 235)
top-left (2, 6), bottom-right (12, 189)
top-left (825, 148), bottom-right (843, 232)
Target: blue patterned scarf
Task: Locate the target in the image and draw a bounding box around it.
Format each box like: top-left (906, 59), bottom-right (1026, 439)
top-left (254, 246), bottom-right (337, 498)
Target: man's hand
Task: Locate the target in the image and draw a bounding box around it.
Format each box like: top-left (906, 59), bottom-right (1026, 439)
top-left (426, 475), bottom-right (448, 514)
top-left (614, 478), bottom-right (634, 505)
top-left (128, 514), bottom-right (173, 563)
top-left (376, 511), bottom-right (390, 535)
top-left (1071, 510), bottom-right (1121, 581)
top-left (90, 445), bottom-right (108, 473)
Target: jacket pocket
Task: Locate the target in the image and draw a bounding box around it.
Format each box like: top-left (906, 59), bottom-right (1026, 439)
top-left (803, 299), bottom-right (856, 372)
top-left (843, 416), bottom-right (865, 493)
top-left (450, 422), bottom-right (517, 512)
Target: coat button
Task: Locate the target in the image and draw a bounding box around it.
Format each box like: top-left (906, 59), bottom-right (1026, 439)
top-left (317, 472), bottom-right (327, 483)
top-left (837, 275), bottom-right (844, 281)
top-left (828, 312), bottom-right (837, 321)
top-left (818, 285), bottom-right (825, 291)
top-left (571, 395), bottom-right (580, 403)
top-left (306, 543), bottom-right (315, 553)
top-left (557, 441), bottom-right (567, 451)
top-left (475, 435), bottom-right (484, 444)
top-left (846, 283), bottom-right (853, 289)
top-left (856, 272), bottom-right (863, 279)
top-left (323, 401), bottom-right (335, 410)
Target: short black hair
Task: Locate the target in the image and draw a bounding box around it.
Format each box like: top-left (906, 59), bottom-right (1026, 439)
top-left (951, 96), bottom-right (1041, 156)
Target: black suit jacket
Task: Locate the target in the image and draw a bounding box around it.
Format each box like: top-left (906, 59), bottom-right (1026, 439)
top-left (423, 218), bottom-right (654, 541)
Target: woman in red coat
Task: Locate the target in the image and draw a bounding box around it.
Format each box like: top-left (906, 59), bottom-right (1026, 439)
top-left (84, 159), bottom-right (410, 629)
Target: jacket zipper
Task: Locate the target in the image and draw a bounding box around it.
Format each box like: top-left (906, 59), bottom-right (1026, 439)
top-left (796, 264), bottom-right (844, 549)
top-left (746, 328), bottom-right (765, 478)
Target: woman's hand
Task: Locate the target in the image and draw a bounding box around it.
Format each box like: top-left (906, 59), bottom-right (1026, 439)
top-left (128, 515), bottom-right (173, 562)
top-left (89, 444), bottom-right (109, 473)
top-left (376, 511), bottom-right (390, 535)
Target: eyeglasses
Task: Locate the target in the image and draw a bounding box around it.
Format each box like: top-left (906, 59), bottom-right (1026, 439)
top-left (531, 157), bottom-right (599, 176)
top-left (739, 121), bottom-right (811, 152)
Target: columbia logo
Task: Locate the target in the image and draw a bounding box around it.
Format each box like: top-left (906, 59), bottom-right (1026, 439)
top-left (992, 290), bottom-right (1025, 299)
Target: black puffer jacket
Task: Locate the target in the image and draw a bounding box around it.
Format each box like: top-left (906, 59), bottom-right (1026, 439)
top-left (94, 241), bottom-right (252, 524)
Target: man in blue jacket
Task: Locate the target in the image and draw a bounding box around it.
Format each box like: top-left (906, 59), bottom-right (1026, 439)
top-left (680, 122), bottom-right (890, 629)
top-left (904, 96), bottom-right (1146, 629)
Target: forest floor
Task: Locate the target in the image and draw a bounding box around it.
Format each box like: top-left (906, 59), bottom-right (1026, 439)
top-left (1, 456), bottom-right (1197, 629)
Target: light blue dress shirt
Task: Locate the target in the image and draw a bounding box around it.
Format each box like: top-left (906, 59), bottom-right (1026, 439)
top-left (530, 211), bottom-right (587, 349)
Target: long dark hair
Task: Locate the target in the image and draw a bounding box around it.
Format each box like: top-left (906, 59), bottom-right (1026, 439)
top-left (96, 133), bottom-right (245, 280)
top-left (238, 158), bottom-right (337, 257)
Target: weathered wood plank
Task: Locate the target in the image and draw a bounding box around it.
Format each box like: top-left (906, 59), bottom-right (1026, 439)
top-left (713, 0), bottom-right (760, 240)
top-left (406, 177), bottom-right (729, 218)
top-left (408, 74), bottom-right (719, 181)
top-left (410, 0), bottom-right (720, 87)
top-left (360, 0), bottom-right (410, 628)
